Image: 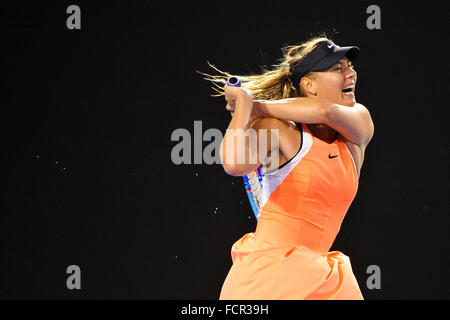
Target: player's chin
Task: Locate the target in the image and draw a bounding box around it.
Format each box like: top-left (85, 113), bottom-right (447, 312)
top-left (340, 92), bottom-right (357, 106)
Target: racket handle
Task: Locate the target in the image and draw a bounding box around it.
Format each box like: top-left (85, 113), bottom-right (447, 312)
top-left (227, 77), bottom-right (241, 116)
top-left (227, 76), bottom-right (241, 87)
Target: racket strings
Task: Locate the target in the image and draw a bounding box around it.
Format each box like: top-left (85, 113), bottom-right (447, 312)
top-left (247, 172), bottom-right (263, 211)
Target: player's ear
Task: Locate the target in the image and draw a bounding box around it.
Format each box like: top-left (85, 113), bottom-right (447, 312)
top-left (300, 75), bottom-right (317, 96)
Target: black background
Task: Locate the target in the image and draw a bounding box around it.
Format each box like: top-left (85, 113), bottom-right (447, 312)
top-left (2, 1), bottom-right (449, 300)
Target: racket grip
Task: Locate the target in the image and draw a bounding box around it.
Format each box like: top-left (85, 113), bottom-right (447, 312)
top-left (227, 76), bottom-right (241, 87)
top-left (227, 77), bottom-right (241, 116)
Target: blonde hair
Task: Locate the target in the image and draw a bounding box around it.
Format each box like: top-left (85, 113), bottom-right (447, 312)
top-left (199, 36), bottom-right (332, 101)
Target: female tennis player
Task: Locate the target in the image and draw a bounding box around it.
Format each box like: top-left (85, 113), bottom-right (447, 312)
top-left (204, 36), bottom-right (374, 299)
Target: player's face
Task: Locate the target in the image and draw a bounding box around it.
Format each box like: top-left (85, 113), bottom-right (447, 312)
top-left (314, 57), bottom-right (357, 106)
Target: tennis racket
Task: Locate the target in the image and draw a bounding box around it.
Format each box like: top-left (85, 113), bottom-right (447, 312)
top-left (227, 76), bottom-right (263, 219)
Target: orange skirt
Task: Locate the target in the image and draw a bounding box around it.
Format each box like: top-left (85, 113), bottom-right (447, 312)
top-left (219, 233), bottom-right (364, 300)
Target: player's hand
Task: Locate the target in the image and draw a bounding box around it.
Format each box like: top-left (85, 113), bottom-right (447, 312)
top-left (224, 85), bottom-right (253, 113)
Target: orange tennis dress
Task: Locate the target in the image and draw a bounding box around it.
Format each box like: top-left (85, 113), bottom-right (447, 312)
top-left (220, 122), bottom-right (364, 300)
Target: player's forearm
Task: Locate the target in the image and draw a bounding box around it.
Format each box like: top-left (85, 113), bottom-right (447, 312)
top-left (220, 136), bottom-right (259, 176)
top-left (220, 96), bottom-right (259, 176)
top-left (227, 96), bottom-right (253, 130)
top-left (254, 97), bottom-right (373, 146)
top-left (253, 97), bottom-right (329, 124)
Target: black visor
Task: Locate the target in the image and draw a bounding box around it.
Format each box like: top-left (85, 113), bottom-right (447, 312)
top-left (291, 41), bottom-right (360, 90)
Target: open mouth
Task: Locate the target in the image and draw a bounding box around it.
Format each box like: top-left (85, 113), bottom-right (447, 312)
top-left (342, 86), bottom-right (355, 95)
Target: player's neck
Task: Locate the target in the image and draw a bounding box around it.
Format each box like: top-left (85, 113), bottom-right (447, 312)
top-left (306, 124), bottom-right (337, 144)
